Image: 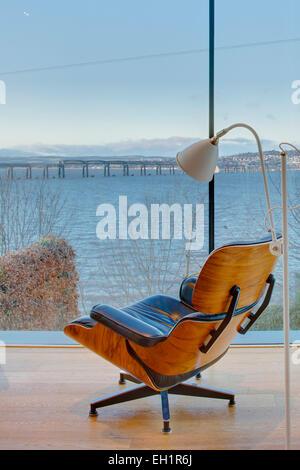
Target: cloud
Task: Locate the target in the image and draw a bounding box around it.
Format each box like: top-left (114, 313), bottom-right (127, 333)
top-left (5, 137), bottom-right (198, 158)
top-left (0, 136), bottom-right (282, 160)
top-left (217, 137), bottom-right (279, 156)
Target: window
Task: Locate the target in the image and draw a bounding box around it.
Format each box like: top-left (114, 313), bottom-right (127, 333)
top-left (0, 1), bottom-right (209, 335)
top-left (1, 1), bottom-right (299, 342)
top-left (215, 0), bottom-right (300, 333)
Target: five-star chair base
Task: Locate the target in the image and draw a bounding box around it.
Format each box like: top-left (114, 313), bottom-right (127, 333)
top-left (89, 372), bottom-right (235, 433)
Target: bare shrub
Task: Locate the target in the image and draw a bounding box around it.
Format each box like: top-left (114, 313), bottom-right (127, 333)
top-left (0, 236), bottom-right (79, 330)
top-left (0, 178), bottom-right (68, 256)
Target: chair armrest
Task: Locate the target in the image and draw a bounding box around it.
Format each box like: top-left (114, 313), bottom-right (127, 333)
top-left (90, 304), bottom-right (168, 347)
top-left (179, 276), bottom-right (197, 307)
top-left (238, 274), bottom-right (275, 335)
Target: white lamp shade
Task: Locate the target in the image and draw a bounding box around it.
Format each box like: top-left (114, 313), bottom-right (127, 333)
top-left (176, 138), bottom-right (219, 182)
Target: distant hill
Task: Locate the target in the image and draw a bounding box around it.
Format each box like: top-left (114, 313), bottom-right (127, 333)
top-left (0, 135), bottom-right (283, 160)
top-left (0, 137), bottom-right (197, 160)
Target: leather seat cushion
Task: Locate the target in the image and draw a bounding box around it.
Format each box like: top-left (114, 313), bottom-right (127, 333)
top-left (90, 295), bottom-right (196, 347)
top-left (69, 315), bottom-right (98, 329)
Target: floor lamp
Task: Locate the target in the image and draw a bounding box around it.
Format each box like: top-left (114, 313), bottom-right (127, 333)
top-left (176, 123), bottom-right (299, 450)
top-left (278, 142), bottom-right (300, 450)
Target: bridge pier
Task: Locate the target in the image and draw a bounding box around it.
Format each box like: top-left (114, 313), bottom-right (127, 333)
top-left (43, 166), bottom-right (49, 179)
top-left (7, 167), bottom-right (13, 179)
top-left (123, 164), bottom-right (129, 176)
top-left (156, 165), bottom-right (162, 175)
top-left (104, 164), bottom-right (110, 177)
top-left (82, 164), bottom-right (89, 177)
top-left (58, 163), bottom-right (65, 178)
top-left (26, 167), bottom-right (32, 179)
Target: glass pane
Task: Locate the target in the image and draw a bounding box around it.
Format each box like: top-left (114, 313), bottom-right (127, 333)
top-left (215, 0), bottom-right (300, 330)
top-left (0, 1), bottom-right (209, 330)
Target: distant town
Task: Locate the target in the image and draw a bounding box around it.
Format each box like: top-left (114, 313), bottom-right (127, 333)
top-left (218, 150), bottom-right (300, 172)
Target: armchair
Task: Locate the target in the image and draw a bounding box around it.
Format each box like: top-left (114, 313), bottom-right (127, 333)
top-left (64, 235), bottom-right (280, 432)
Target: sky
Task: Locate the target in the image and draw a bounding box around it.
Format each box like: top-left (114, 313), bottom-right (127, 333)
top-left (0, 0), bottom-right (299, 156)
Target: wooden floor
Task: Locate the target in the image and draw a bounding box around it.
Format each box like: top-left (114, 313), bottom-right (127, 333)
top-left (1, 346), bottom-right (300, 450)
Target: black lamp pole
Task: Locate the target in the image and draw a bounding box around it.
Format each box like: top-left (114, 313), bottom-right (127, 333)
top-left (208, 0), bottom-right (215, 253)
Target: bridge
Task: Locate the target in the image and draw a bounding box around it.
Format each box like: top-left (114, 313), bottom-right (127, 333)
top-left (0, 158), bottom-right (177, 179)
